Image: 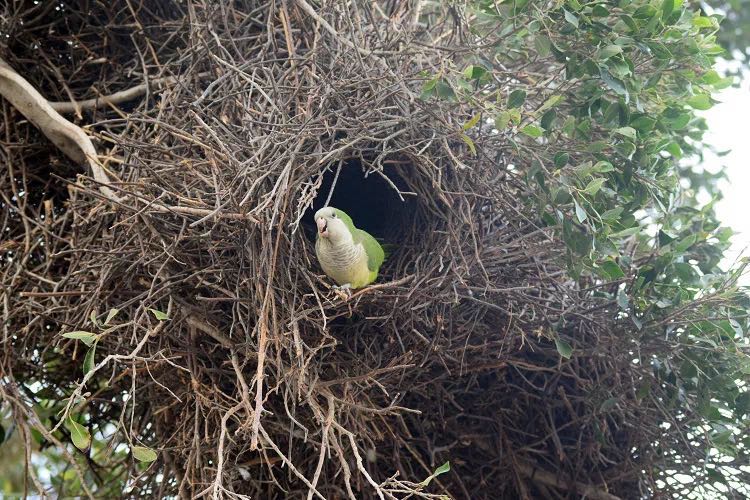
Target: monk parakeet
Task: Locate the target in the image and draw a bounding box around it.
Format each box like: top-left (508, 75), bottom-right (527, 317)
top-left (314, 206), bottom-right (385, 290)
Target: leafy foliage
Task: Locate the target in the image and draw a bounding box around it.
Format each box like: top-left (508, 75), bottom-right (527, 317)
top-left (706, 0), bottom-right (750, 68)
top-left (421, 0), bottom-right (750, 496)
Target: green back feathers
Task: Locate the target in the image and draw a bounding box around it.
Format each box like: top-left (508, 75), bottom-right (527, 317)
top-left (355, 229), bottom-right (385, 273)
top-left (333, 208), bottom-right (385, 273)
top-left (333, 208), bottom-right (356, 234)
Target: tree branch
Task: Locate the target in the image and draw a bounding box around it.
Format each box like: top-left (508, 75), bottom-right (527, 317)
top-left (48, 74), bottom-right (207, 114)
top-left (0, 57), bottom-right (118, 201)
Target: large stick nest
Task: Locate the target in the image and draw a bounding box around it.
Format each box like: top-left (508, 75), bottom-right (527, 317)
top-left (0, 1), bottom-right (708, 499)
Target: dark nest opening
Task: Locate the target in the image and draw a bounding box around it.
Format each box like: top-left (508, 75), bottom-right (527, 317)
top-left (311, 159), bottom-right (421, 243)
top-left (306, 158), bottom-right (426, 277)
top-left (0, 2), bottom-right (698, 500)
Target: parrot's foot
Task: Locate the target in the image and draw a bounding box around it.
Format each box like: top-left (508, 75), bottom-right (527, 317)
top-left (333, 283), bottom-right (353, 300)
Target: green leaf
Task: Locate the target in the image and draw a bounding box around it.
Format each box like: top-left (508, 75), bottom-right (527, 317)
top-left (563, 9), bottom-right (579, 28)
top-left (592, 4), bottom-right (609, 16)
top-left (614, 126), bottom-right (637, 140)
top-left (90, 310), bottom-right (98, 327)
top-left (83, 343), bottom-right (96, 376)
top-left (495, 111), bottom-right (511, 130)
top-left (600, 68), bottom-right (627, 96)
top-left (630, 115), bottom-right (656, 133)
top-left (61, 331), bottom-right (98, 347)
top-left (463, 65), bottom-right (487, 80)
top-left (567, 0), bottom-right (582, 11)
top-left (686, 94), bottom-right (712, 110)
top-left (460, 134), bottom-right (477, 155)
top-left (701, 70), bottom-right (722, 85)
top-left (582, 178), bottom-right (606, 196)
top-left (658, 230), bottom-right (676, 246)
top-left (663, 142), bottom-right (682, 158)
top-left (65, 417), bottom-right (91, 451)
top-left (574, 199), bottom-right (587, 223)
top-left (149, 308), bottom-right (169, 321)
top-left (419, 87), bottom-right (434, 101)
top-left (534, 35), bottom-right (552, 57)
top-left (104, 308), bottom-right (120, 325)
top-left (420, 461), bottom-right (450, 487)
top-left (661, 110), bottom-right (690, 130)
top-left (592, 161), bottom-right (615, 173)
top-left (132, 445), bottom-right (158, 463)
top-left (692, 16), bottom-right (716, 29)
top-left (537, 95), bottom-right (563, 113)
top-left (600, 207), bottom-right (623, 221)
top-left (634, 5), bottom-right (657, 18)
top-left (713, 76), bottom-right (735, 90)
top-left (661, 0), bottom-right (675, 19)
top-left (507, 89), bottom-right (527, 109)
top-left (540, 110), bottom-right (557, 130)
top-left (553, 152), bottom-right (569, 168)
top-left (422, 77), bottom-right (438, 92)
top-left (521, 124), bottom-right (543, 138)
top-left (463, 113), bottom-right (482, 131)
top-left (599, 259), bottom-right (625, 279)
top-left (674, 234), bottom-right (698, 253)
top-left (436, 81), bottom-right (456, 100)
top-left (555, 336), bottom-right (573, 359)
top-left (598, 45), bottom-right (623, 61)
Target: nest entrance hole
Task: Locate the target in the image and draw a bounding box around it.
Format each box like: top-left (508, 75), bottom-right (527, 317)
top-left (309, 158), bottom-right (421, 245)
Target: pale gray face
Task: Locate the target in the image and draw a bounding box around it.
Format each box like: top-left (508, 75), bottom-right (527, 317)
top-left (314, 207), bottom-right (350, 244)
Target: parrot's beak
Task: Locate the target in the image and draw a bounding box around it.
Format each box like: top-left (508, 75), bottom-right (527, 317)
top-left (316, 217), bottom-right (328, 237)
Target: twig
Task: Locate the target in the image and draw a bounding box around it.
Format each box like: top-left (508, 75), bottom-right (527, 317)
top-left (48, 74), bottom-right (207, 114)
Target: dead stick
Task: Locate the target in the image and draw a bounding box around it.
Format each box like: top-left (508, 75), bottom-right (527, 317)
top-left (19, 291), bottom-right (87, 298)
top-left (49, 76), bottom-right (180, 114)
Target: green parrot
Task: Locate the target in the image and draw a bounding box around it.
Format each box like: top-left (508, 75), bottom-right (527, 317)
top-left (314, 206), bottom-right (385, 290)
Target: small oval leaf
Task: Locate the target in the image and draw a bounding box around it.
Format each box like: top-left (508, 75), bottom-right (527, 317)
top-left (148, 308), bottom-right (169, 321)
top-left (420, 461), bottom-right (450, 486)
top-left (61, 331), bottom-right (97, 347)
top-left (686, 94), bottom-right (712, 110)
top-left (104, 308), bottom-right (120, 325)
top-left (507, 89), bottom-right (527, 109)
top-left (132, 445), bottom-right (158, 463)
top-left (463, 113), bottom-right (482, 131)
top-left (521, 124), bottom-right (543, 138)
top-left (555, 336), bottom-right (573, 359)
top-left (83, 343), bottom-right (97, 376)
top-left (66, 417), bottom-right (91, 451)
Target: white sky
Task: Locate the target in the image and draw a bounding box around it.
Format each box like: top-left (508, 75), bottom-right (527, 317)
top-left (700, 61), bottom-right (750, 283)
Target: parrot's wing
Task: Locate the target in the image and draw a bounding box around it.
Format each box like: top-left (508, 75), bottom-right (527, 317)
top-left (355, 229), bottom-right (385, 273)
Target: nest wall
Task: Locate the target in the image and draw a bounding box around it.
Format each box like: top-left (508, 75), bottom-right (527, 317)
top-left (0, 2), bottom-right (680, 499)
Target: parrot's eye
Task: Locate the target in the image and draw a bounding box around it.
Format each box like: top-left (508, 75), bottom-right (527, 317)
top-left (331, 212), bottom-right (337, 218)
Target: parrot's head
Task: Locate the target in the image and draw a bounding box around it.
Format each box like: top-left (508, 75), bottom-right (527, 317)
top-left (314, 206), bottom-right (353, 244)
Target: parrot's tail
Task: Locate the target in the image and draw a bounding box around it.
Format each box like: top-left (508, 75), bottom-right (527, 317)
top-left (380, 242), bottom-right (397, 260)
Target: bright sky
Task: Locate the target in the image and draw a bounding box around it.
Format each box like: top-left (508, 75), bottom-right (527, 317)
top-left (700, 61), bottom-right (750, 283)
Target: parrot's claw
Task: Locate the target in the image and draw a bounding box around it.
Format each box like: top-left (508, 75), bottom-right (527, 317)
top-left (333, 283), bottom-right (353, 300)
